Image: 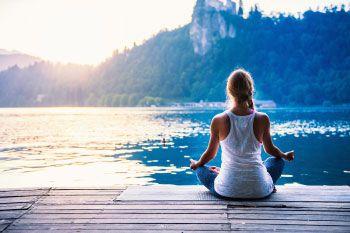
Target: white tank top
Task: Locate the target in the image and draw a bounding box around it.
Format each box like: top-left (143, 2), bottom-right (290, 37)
top-left (214, 110), bottom-right (274, 198)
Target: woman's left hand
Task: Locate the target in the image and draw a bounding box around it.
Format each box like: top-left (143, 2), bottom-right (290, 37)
top-left (209, 166), bottom-right (221, 174)
top-left (190, 159), bottom-right (199, 171)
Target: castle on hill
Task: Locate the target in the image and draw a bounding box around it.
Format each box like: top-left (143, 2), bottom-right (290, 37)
top-left (205, 0), bottom-right (237, 15)
top-left (190, 0), bottom-right (239, 55)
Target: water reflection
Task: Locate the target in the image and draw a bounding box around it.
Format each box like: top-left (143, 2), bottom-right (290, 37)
top-left (0, 107), bottom-right (349, 187)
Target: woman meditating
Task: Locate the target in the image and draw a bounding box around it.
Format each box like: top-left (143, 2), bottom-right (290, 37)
top-left (190, 69), bottom-right (294, 199)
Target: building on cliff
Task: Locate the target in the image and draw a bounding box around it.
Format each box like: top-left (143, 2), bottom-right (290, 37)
top-left (190, 0), bottom-right (237, 55)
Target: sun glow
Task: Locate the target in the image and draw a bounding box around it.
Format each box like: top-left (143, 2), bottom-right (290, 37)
top-left (0, 0), bottom-right (196, 65)
top-left (0, 0), bottom-right (348, 65)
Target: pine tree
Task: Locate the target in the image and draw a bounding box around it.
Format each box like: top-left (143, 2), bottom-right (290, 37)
top-left (238, 0), bottom-right (243, 16)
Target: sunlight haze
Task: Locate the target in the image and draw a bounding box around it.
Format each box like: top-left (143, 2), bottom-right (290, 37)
top-left (0, 0), bottom-right (348, 65)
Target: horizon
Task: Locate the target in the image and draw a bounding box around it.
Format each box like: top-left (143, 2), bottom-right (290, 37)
top-left (1, 0), bottom-right (349, 65)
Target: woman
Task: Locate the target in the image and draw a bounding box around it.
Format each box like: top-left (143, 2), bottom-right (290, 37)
top-left (190, 69), bottom-right (294, 199)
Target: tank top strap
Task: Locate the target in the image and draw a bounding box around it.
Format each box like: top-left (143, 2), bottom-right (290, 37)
top-left (225, 109), bottom-right (234, 130)
top-left (249, 111), bottom-right (261, 145)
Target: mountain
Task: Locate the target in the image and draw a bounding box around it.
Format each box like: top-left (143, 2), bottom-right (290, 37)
top-left (0, 49), bottom-right (42, 71)
top-left (0, 1), bottom-right (349, 107)
top-left (190, 0), bottom-right (237, 54)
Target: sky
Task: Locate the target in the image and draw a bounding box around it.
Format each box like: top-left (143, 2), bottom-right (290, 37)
top-left (0, 0), bottom-right (349, 65)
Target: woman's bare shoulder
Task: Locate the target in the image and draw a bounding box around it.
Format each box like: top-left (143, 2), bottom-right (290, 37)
top-left (212, 112), bottom-right (229, 125)
top-left (254, 111), bottom-right (270, 124)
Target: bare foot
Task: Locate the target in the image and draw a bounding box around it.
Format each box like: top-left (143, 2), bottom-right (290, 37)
top-left (273, 186), bottom-right (277, 193)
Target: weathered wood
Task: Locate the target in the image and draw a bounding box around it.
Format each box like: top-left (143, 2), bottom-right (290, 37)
top-left (3, 230), bottom-right (233, 233)
top-left (0, 219), bottom-right (12, 225)
top-left (20, 213), bottom-right (227, 219)
top-left (0, 223), bottom-right (10, 232)
top-left (228, 213), bottom-right (350, 221)
top-left (35, 201), bottom-right (349, 209)
top-left (227, 201), bottom-right (350, 208)
top-left (0, 203), bottom-right (32, 211)
top-left (14, 218), bottom-right (229, 224)
top-left (0, 196), bottom-right (38, 204)
top-left (0, 190), bottom-right (48, 198)
top-left (51, 186), bottom-right (127, 190)
top-left (36, 196), bottom-right (116, 205)
top-left (0, 188), bottom-right (49, 192)
top-left (47, 190), bottom-right (123, 196)
top-left (0, 210), bottom-right (27, 219)
top-left (229, 218), bottom-right (350, 226)
top-left (228, 208), bottom-right (350, 215)
top-left (230, 223), bottom-right (350, 231)
top-left (27, 209), bottom-right (228, 214)
top-left (7, 223), bottom-right (231, 230)
top-left (1, 185), bottom-right (349, 232)
top-left (31, 204), bottom-right (228, 210)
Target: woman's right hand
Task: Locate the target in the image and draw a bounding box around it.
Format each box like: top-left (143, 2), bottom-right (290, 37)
top-left (283, 151), bottom-right (294, 161)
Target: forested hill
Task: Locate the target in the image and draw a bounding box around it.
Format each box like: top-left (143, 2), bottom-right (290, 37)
top-left (0, 3), bottom-right (350, 107)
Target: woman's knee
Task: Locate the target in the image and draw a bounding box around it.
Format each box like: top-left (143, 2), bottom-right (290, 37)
top-left (195, 165), bottom-right (209, 181)
top-left (266, 157), bottom-right (285, 168)
top-left (276, 157), bottom-right (285, 169)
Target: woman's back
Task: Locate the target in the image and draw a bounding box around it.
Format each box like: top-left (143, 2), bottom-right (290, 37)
top-left (214, 110), bottom-right (274, 198)
top-left (190, 68), bottom-right (294, 199)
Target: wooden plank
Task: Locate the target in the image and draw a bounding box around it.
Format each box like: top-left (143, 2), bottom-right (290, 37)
top-left (29, 202), bottom-right (350, 210)
top-left (265, 194), bottom-right (350, 202)
top-left (0, 196), bottom-right (38, 204)
top-left (0, 190), bottom-right (48, 198)
top-left (51, 186), bottom-right (127, 190)
top-left (0, 210), bottom-right (27, 219)
top-left (114, 200), bottom-right (350, 205)
top-left (8, 223), bottom-right (231, 231)
top-left (4, 230), bottom-right (233, 233)
top-left (228, 209), bottom-right (350, 215)
top-left (229, 219), bottom-right (350, 226)
top-left (0, 203), bottom-right (32, 211)
top-left (230, 223), bottom-right (350, 231)
top-left (0, 188), bottom-right (49, 192)
top-left (227, 201), bottom-right (350, 208)
top-left (31, 204), bottom-right (228, 210)
top-left (47, 190), bottom-right (123, 196)
top-left (118, 186), bottom-right (221, 201)
top-left (27, 209), bottom-right (228, 214)
top-left (14, 218), bottom-right (229, 224)
top-left (36, 196), bottom-right (116, 205)
top-left (0, 219), bottom-right (12, 225)
top-left (114, 200), bottom-right (229, 205)
top-left (118, 185), bottom-right (350, 201)
top-left (228, 213), bottom-right (350, 221)
top-left (20, 213), bottom-right (227, 219)
top-left (276, 186), bottom-right (349, 190)
top-left (0, 223), bottom-right (10, 232)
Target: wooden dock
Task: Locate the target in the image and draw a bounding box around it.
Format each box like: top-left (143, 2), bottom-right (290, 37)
top-left (0, 185), bottom-right (349, 232)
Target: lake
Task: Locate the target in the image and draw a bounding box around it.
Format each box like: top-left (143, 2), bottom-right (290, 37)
top-left (0, 107), bottom-right (349, 188)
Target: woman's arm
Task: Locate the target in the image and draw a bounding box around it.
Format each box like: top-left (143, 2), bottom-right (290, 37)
top-left (190, 116), bottom-right (220, 170)
top-left (262, 114), bottom-right (294, 161)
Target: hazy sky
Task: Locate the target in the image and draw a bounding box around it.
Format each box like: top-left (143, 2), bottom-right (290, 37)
top-left (1, 0), bottom-right (349, 65)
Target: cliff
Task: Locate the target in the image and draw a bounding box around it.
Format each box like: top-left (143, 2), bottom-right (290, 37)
top-left (190, 0), bottom-right (237, 55)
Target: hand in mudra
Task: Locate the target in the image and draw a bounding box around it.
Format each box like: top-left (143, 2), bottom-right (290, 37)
top-left (209, 166), bottom-right (220, 174)
top-left (283, 151), bottom-right (294, 162)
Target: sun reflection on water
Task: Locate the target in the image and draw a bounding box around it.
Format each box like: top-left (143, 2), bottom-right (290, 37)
top-left (0, 107), bottom-right (349, 187)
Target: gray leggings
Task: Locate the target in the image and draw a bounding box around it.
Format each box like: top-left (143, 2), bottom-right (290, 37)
top-left (195, 157), bottom-right (285, 199)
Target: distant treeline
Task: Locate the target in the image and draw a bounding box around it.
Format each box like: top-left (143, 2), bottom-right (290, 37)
top-left (0, 6), bottom-right (349, 107)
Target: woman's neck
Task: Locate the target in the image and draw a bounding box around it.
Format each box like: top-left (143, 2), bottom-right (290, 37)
top-left (231, 102), bottom-right (251, 116)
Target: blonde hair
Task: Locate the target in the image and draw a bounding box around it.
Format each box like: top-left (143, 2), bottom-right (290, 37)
top-left (226, 69), bottom-right (255, 110)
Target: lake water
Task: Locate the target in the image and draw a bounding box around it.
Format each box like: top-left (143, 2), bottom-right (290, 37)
top-left (0, 107), bottom-right (349, 188)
